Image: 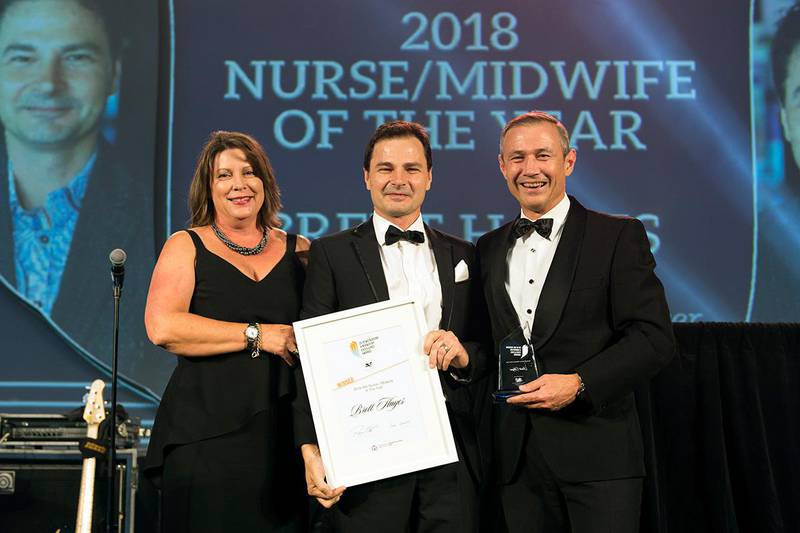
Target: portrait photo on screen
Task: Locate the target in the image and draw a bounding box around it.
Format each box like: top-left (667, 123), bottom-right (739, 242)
top-left (0, 0), bottom-right (173, 400)
top-left (751, 0), bottom-right (800, 321)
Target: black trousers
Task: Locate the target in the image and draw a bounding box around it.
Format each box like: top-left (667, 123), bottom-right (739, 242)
top-left (333, 458), bottom-right (477, 533)
top-left (500, 419), bottom-right (643, 533)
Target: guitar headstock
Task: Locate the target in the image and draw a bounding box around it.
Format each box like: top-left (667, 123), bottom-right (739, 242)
top-left (82, 379), bottom-right (106, 428)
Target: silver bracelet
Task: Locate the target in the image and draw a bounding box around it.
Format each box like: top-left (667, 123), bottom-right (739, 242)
top-left (245, 322), bottom-right (261, 359)
top-left (251, 323), bottom-right (262, 359)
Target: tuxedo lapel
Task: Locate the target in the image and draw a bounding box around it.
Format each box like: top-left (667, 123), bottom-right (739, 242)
top-left (488, 219), bottom-right (520, 338)
top-left (531, 197), bottom-right (586, 350)
top-left (350, 218), bottom-right (390, 302)
top-left (426, 226), bottom-right (454, 330)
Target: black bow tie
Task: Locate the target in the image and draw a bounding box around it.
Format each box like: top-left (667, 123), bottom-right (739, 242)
top-left (512, 217), bottom-right (553, 240)
top-left (385, 225), bottom-right (425, 246)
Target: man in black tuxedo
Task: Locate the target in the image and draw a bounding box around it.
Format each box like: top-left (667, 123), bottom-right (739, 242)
top-left (477, 111), bottom-right (674, 532)
top-left (296, 121), bottom-right (487, 532)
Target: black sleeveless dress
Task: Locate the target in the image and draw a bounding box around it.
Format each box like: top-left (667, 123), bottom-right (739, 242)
top-left (145, 230), bottom-right (307, 532)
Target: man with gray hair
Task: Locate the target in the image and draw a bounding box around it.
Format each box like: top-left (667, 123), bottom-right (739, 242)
top-left (477, 110), bottom-right (675, 532)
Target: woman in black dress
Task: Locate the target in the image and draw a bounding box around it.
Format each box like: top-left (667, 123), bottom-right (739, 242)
top-left (143, 131), bottom-right (309, 532)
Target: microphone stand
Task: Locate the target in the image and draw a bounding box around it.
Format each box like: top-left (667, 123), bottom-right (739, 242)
top-left (106, 283), bottom-right (121, 533)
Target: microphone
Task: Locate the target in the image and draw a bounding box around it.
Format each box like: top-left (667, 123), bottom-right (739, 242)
top-left (106, 248), bottom-right (126, 533)
top-left (109, 248), bottom-right (126, 291)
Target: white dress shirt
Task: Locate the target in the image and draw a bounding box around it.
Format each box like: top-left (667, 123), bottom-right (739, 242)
top-left (372, 212), bottom-right (443, 332)
top-left (505, 195), bottom-right (571, 338)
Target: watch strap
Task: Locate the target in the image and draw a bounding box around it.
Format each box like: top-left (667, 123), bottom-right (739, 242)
top-left (246, 322), bottom-right (261, 359)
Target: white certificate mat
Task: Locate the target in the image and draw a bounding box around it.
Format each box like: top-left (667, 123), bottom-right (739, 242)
top-left (294, 297), bottom-right (458, 487)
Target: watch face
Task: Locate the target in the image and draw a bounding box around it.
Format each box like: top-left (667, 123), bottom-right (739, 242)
top-left (245, 325), bottom-right (258, 340)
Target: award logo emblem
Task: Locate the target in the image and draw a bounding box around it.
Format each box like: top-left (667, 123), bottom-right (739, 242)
top-left (350, 337), bottom-right (376, 368)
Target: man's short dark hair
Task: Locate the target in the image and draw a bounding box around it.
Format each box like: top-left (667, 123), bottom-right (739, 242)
top-left (771, 3), bottom-right (800, 105)
top-left (0, 0), bottom-right (123, 59)
top-left (363, 121), bottom-right (433, 170)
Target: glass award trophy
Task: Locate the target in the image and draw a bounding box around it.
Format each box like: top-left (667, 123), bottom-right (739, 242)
top-left (492, 323), bottom-right (541, 402)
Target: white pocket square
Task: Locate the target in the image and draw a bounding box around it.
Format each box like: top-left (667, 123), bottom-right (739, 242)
top-left (454, 260), bottom-right (469, 283)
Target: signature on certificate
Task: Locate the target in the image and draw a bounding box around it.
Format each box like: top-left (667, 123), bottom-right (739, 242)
top-left (352, 424), bottom-right (379, 436)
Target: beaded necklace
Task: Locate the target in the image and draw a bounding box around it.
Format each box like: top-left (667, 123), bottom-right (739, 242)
top-left (211, 222), bottom-right (268, 256)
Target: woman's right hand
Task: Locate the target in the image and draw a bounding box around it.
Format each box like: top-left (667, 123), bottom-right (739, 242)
top-left (261, 324), bottom-right (298, 365)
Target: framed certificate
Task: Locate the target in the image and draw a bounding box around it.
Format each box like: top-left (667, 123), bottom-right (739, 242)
top-left (293, 297), bottom-right (458, 487)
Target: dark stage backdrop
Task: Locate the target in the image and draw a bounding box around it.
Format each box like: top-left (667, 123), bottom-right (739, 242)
top-left (0, 1), bottom-right (797, 426)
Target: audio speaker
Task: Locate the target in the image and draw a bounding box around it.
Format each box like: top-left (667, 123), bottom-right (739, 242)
top-left (0, 446), bottom-right (136, 533)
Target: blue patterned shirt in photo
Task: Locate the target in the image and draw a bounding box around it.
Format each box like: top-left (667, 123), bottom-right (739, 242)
top-left (9, 154), bottom-right (95, 315)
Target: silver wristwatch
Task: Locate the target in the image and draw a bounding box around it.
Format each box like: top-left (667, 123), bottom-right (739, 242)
top-left (245, 322), bottom-right (261, 358)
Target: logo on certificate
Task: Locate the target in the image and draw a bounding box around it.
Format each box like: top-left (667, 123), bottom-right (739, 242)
top-left (350, 336), bottom-right (377, 368)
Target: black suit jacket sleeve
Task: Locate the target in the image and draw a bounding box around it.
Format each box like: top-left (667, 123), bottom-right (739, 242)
top-left (451, 248), bottom-right (491, 385)
top-left (292, 363), bottom-right (317, 447)
top-left (292, 239), bottom-right (337, 446)
top-left (299, 237), bottom-right (341, 320)
top-left (575, 218), bottom-right (675, 409)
